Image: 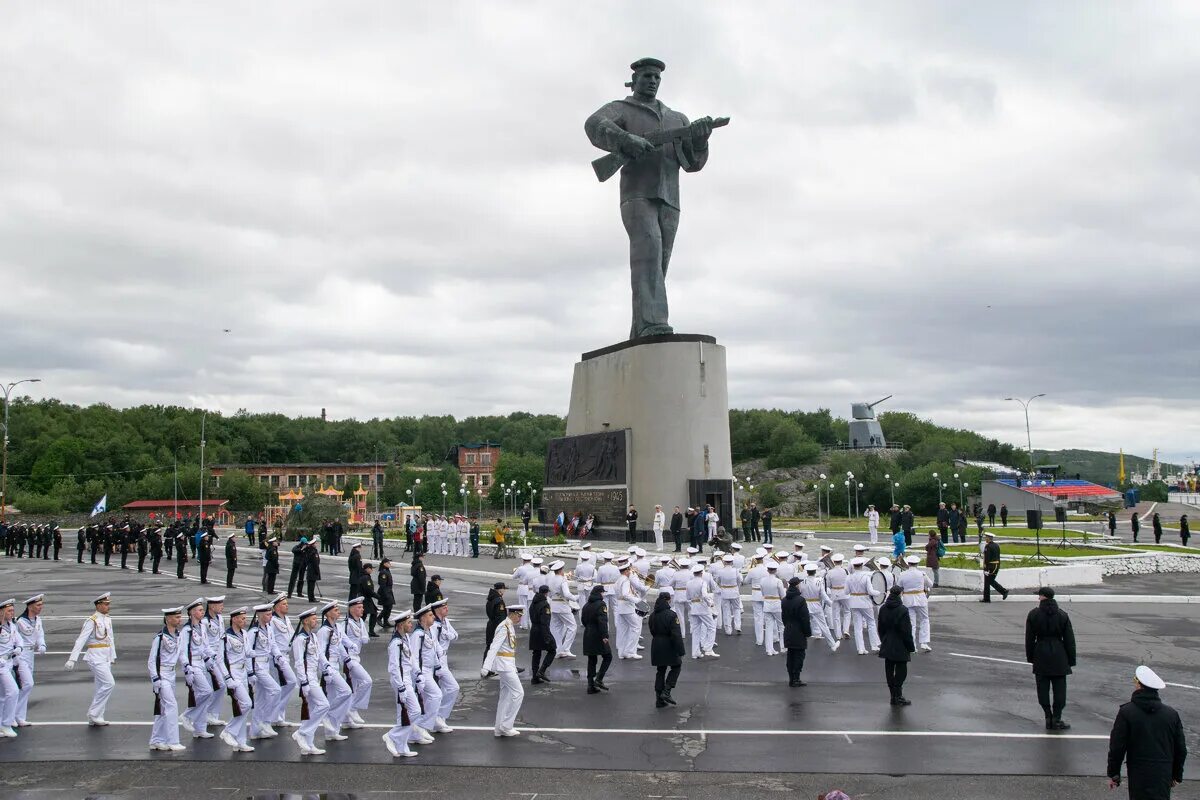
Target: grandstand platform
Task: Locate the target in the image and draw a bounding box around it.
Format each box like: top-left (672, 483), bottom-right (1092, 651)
top-left (998, 478), bottom-right (1122, 500)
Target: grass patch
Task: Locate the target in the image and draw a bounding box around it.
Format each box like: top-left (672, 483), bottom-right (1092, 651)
top-left (945, 543), bottom-right (1128, 557)
top-left (938, 554), bottom-right (1048, 570)
top-left (1128, 544), bottom-right (1200, 555)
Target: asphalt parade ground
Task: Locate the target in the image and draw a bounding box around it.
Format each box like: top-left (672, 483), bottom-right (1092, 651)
top-left (1, 535), bottom-right (1197, 799)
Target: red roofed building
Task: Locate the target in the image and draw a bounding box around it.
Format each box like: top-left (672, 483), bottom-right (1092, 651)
top-left (121, 499), bottom-right (232, 525)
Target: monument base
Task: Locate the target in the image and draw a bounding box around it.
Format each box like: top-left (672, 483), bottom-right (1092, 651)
top-left (542, 334), bottom-right (734, 534)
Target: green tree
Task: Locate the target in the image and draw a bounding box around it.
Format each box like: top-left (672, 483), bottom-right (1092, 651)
top-left (487, 453), bottom-right (544, 509)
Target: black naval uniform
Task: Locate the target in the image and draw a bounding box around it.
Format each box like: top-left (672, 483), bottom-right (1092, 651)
top-left (264, 541), bottom-right (279, 594)
top-left (484, 587), bottom-right (507, 659)
top-left (1106, 687), bottom-right (1188, 799)
top-left (76, 528), bottom-right (86, 563)
top-left (224, 535), bottom-right (238, 588)
top-left (149, 528), bottom-right (163, 573)
top-left (137, 526), bottom-right (148, 572)
top-left (176, 535), bottom-right (189, 579)
top-left (376, 562), bottom-right (394, 630)
top-left (198, 533), bottom-right (213, 584)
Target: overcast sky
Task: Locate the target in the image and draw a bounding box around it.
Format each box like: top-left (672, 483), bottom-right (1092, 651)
top-left (1, 2), bottom-right (1196, 464)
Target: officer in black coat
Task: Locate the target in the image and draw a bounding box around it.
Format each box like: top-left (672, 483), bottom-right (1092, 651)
top-left (350, 563), bottom-right (380, 635)
top-left (287, 538), bottom-right (309, 598)
top-left (648, 590), bottom-right (684, 706)
top-left (263, 537), bottom-right (280, 594)
top-left (781, 577), bottom-right (813, 687)
top-left (982, 532), bottom-right (1009, 601)
top-left (1107, 665), bottom-right (1188, 799)
top-left (224, 534), bottom-right (238, 588)
top-left (1131, 512), bottom-right (1141, 543)
top-left (424, 575), bottom-right (444, 607)
top-left (376, 556), bottom-right (395, 630)
top-left (410, 553), bottom-right (427, 612)
top-left (581, 585), bottom-right (612, 693)
top-left (76, 526), bottom-right (86, 563)
top-left (136, 525), bottom-right (148, 572)
top-left (175, 532), bottom-right (189, 579)
top-left (371, 520), bottom-right (385, 560)
top-left (484, 582), bottom-right (508, 658)
top-left (1024, 587), bottom-right (1076, 730)
top-left (148, 527), bottom-right (163, 574)
top-left (304, 542), bottom-right (321, 601)
top-left (877, 585), bottom-right (916, 705)
top-left (669, 507), bottom-right (684, 551)
top-left (528, 586), bottom-right (556, 683)
top-left (198, 531), bottom-right (214, 584)
top-left (348, 542), bottom-right (363, 590)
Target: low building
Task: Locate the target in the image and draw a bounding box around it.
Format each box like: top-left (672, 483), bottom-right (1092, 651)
top-left (210, 463), bottom-right (389, 491)
top-left (447, 442), bottom-right (501, 491)
top-left (121, 498), bottom-right (233, 525)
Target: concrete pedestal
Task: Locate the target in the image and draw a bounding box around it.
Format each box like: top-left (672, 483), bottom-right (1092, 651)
top-left (546, 334), bottom-right (734, 533)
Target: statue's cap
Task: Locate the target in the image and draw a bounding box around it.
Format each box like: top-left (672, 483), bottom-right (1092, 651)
top-left (630, 57), bottom-right (665, 72)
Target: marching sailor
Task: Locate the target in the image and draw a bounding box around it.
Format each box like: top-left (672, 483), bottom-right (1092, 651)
top-left (801, 564), bottom-right (841, 651)
top-left (290, 607), bottom-right (329, 755)
top-left (431, 599), bottom-right (460, 730)
top-left (596, 552), bottom-right (619, 625)
top-left (246, 604), bottom-right (280, 740)
top-left (761, 562), bottom-right (785, 655)
top-left (846, 557), bottom-right (882, 654)
top-left (670, 557), bottom-right (691, 638)
top-left (481, 604), bottom-right (526, 737)
top-left (513, 554), bottom-right (535, 630)
top-left (614, 558), bottom-right (642, 659)
top-left (65, 592), bottom-right (117, 726)
top-left (267, 593), bottom-right (299, 729)
top-left (201, 596), bottom-right (227, 727)
top-left (686, 563), bottom-right (718, 658)
top-left (179, 598), bottom-right (215, 738)
top-left (826, 554), bottom-right (851, 638)
top-left (548, 560), bottom-right (578, 658)
top-left (575, 551), bottom-right (596, 609)
top-left (315, 602), bottom-right (353, 741)
top-left (898, 555), bottom-right (934, 652)
top-left (220, 606), bottom-right (260, 752)
top-left (147, 605), bottom-right (186, 751)
top-left (15, 594), bottom-right (47, 727)
top-left (340, 597), bottom-right (374, 728)
top-left (744, 551), bottom-right (768, 646)
top-left (383, 610), bottom-right (422, 758)
top-left (715, 554), bottom-right (743, 636)
top-left (0, 599), bottom-right (19, 737)
top-left (413, 604), bottom-right (449, 735)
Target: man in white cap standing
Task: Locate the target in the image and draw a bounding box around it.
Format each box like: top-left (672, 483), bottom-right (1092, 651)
top-left (596, 552), bottom-right (619, 629)
top-left (548, 560), bottom-right (578, 658)
top-left (575, 551), bottom-right (596, 609)
top-left (481, 604), bottom-right (525, 737)
top-left (15, 594), bottom-right (47, 727)
top-left (715, 554), bottom-right (742, 636)
top-left (614, 559), bottom-right (642, 659)
top-left (513, 554), bottom-right (535, 630)
top-left (745, 550), bottom-right (768, 646)
top-left (686, 563), bottom-right (718, 658)
top-left (65, 592), bottom-right (117, 726)
top-left (846, 558), bottom-right (881, 655)
top-left (801, 563), bottom-right (840, 652)
top-left (865, 504), bottom-right (880, 545)
top-left (826, 554), bottom-right (851, 639)
top-left (147, 605), bottom-right (186, 751)
top-left (1107, 665), bottom-right (1188, 798)
top-left (897, 555), bottom-right (933, 651)
top-left (670, 558), bottom-right (691, 638)
top-left (760, 562), bottom-right (785, 655)
top-left (652, 505), bottom-right (666, 552)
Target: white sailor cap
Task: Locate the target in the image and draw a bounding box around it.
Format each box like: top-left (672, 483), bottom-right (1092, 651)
top-left (521, 553), bottom-right (532, 560)
top-left (763, 543), bottom-right (774, 551)
top-left (298, 607), bottom-right (319, 620)
top-left (876, 556), bottom-right (890, 567)
top-left (601, 551), bottom-right (614, 560)
top-left (793, 542), bottom-right (805, 549)
top-left (415, 603), bottom-right (434, 617)
top-left (320, 601), bottom-right (339, 615)
top-left (754, 548), bottom-right (767, 558)
top-left (820, 545), bottom-right (833, 552)
top-left (853, 545), bottom-right (867, 552)
top-left (205, 595), bottom-right (225, 605)
top-left (832, 553), bottom-right (845, 562)
top-left (732, 543), bottom-right (743, 551)
top-left (627, 546), bottom-right (638, 554)
top-left (616, 557), bottom-right (631, 568)
top-left (186, 598), bottom-right (205, 611)
top-left (659, 556), bottom-right (671, 564)
top-left (580, 542), bottom-right (592, 550)
top-left (851, 557), bottom-right (866, 567)
top-left (686, 546), bottom-right (699, 555)
top-left (229, 606), bottom-right (249, 618)
top-left (722, 554), bottom-right (734, 563)
top-left (712, 550), bottom-right (724, 557)
top-left (538, 565), bottom-right (550, 574)
top-left (162, 605), bottom-right (184, 615)
top-left (531, 557), bottom-right (544, 565)
top-left (549, 560), bottom-right (565, 571)
top-left (507, 604), bottom-right (526, 614)
top-left (23, 594), bottom-right (44, 606)
top-left (253, 603), bottom-right (273, 614)
top-left (428, 599), bottom-right (448, 611)
top-left (1136, 665), bottom-right (1166, 689)
top-left (805, 563), bottom-right (819, 572)
top-left (984, 531), bottom-right (995, 538)
top-left (351, 542), bottom-right (362, 549)
top-left (348, 597), bottom-right (364, 607)
top-left (271, 593), bottom-right (288, 607)
top-left (579, 552), bottom-right (593, 561)
top-left (393, 609), bottom-right (414, 623)
top-left (93, 592), bottom-right (112, 604)
top-left (905, 555), bottom-right (920, 566)
top-left (0, 598), bottom-right (13, 609)
top-left (691, 564), bottom-right (704, 573)
top-left (634, 547), bottom-right (646, 557)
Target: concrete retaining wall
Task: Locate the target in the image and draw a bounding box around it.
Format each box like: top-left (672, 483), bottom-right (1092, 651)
top-left (1055, 551), bottom-right (1200, 576)
top-left (933, 564), bottom-right (1104, 590)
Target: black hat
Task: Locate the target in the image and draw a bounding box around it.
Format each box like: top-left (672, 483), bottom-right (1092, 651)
top-left (630, 57), bottom-right (665, 72)
top-left (380, 556), bottom-right (391, 565)
top-left (1038, 586), bottom-right (1055, 599)
top-left (430, 574), bottom-right (442, 582)
top-left (493, 581), bottom-right (507, 590)
top-left (788, 577), bottom-right (801, 586)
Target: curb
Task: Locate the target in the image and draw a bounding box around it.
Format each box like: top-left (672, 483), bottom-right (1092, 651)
top-left (930, 594), bottom-right (1200, 604)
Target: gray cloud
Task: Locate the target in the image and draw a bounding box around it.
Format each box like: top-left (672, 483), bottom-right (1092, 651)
top-left (0, 2), bottom-right (1196, 465)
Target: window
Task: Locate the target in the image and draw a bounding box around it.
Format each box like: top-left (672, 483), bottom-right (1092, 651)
top-left (335, 474), bottom-right (344, 486)
top-left (259, 475), bottom-right (270, 484)
top-left (375, 472), bottom-right (384, 487)
top-left (481, 452), bottom-right (492, 466)
top-left (288, 475), bottom-right (299, 488)
top-left (481, 474), bottom-right (490, 487)
top-left (325, 474), bottom-right (335, 486)
top-left (270, 475), bottom-right (280, 487)
top-left (465, 453), bottom-right (476, 465)
top-left (212, 475), bottom-right (221, 488)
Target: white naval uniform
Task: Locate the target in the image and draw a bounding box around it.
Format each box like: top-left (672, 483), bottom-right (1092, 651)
top-left (652, 511), bottom-right (666, 551)
top-left (385, 631), bottom-right (421, 755)
top-left (596, 562), bottom-right (620, 628)
top-left (745, 563), bottom-right (768, 645)
top-left (481, 618), bottom-right (523, 736)
top-left (574, 561), bottom-right (596, 609)
top-left (0, 620), bottom-right (21, 728)
top-left (316, 621), bottom-right (353, 734)
top-left (513, 564), bottom-right (535, 630)
top-left (201, 613), bottom-right (227, 723)
top-left (223, 626), bottom-right (265, 747)
top-left (801, 576), bottom-right (839, 649)
top-left (246, 622), bottom-right (280, 738)
top-left (825, 566), bottom-right (851, 637)
top-left (292, 628), bottom-right (330, 750)
top-left (715, 565), bottom-right (743, 634)
top-left (686, 576), bottom-right (716, 656)
top-left (866, 509), bottom-right (880, 544)
top-left (846, 569), bottom-right (882, 653)
top-left (760, 574), bottom-right (785, 655)
top-left (67, 611), bottom-right (117, 722)
top-left (775, 559), bottom-right (797, 586)
top-left (548, 573), bottom-right (578, 655)
top-left (432, 617), bottom-right (460, 723)
top-left (340, 615), bottom-right (374, 718)
top-left (147, 627), bottom-right (182, 747)
top-left (898, 568), bottom-right (933, 647)
top-left (180, 620), bottom-right (215, 734)
top-left (613, 574), bottom-right (640, 658)
top-left (14, 611), bottom-right (46, 724)
top-left (653, 565), bottom-right (675, 600)
top-left (670, 568), bottom-right (691, 638)
top-left (268, 613), bottom-right (298, 725)
top-left (456, 520), bottom-right (469, 557)
top-left (412, 626), bottom-right (443, 732)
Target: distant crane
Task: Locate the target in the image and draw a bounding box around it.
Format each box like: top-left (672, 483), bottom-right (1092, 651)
top-left (848, 395), bottom-right (892, 449)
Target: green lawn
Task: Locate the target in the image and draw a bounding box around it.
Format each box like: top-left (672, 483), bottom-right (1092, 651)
top-left (938, 554), bottom-right (1049, 570)
top-left (1129, 544), bottom-right (1200, 555)
top-left (946, 543), bottom-right (1128, 557)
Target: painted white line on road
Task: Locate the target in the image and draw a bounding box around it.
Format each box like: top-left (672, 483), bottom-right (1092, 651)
top-left (949, 653), bottom-right (1027, 666)
top-left (1166, 682), bottom-right (1200, 690)
top-left (931, 594), bottom-right (1200, 604)
top-left (30, 720), bottom-right (1106, 740)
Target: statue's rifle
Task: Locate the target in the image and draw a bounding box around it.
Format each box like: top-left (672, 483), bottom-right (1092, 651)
top-left (591, 116), bottom-right (730, 182)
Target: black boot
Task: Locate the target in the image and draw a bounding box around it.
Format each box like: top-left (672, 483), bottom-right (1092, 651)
top-left (587, 682), bottom-right (600, 695)
top-left (663, 690), bottom-right (677, 705)
top-left (531, 675), bottom-right (543, 685)
top-left (656, 693), bottom-right (668, 708)
top-left (538, 672), bottom-right (551, 683)
top-left (1053, 716), bottom-right (1071, 730)
top-left (1044, 712), bottom-right (1055, 730)
top-left (595, 679), bottom-right (609, 691)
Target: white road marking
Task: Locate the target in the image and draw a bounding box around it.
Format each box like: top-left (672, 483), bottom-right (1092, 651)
top-left (1166, 681), bottom-right (1200, 690)
top-left (949, 652), bottom-right (1027, 666)
top-left (27, 720), bottom-right (1107, 739)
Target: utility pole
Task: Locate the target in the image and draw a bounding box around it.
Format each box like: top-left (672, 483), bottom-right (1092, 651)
top-left (1005, 394), bottom-right (1046, 474)
top-left (1, 378), bottom-right (41, 524)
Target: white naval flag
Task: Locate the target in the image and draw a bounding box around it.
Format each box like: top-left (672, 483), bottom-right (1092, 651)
top-left (90, 494), bottom-right (108, 518)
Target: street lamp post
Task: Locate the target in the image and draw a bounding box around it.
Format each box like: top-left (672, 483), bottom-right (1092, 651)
top-left (476, 488), bottom-right (483, 518)
top-left (828, 483), bottom-right (835, 520)
top-left (198, 411), bottom-right (207, 527)
top-left (818, 474), bottom-right (827, 525)
top-left (844, 480), bottom-right (851, 520)
top-left (411, 478), bottom-right (422, 522)
top-left (173, 445), bottom-right (186, 520)
top-left (933, 472), bottom-right (942, 504)
top-left (856, 482), bottom-right (863, 518)
top-left (955, 473), bottom-right (964, 507)
top-left (1005, 393), bottom-right (1046, 476)
top-left (1, 378), bottom-right (41, 524)
top-left (812, 484), bottom-right (821, 524)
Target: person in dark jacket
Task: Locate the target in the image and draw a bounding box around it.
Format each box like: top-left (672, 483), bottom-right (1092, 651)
top-left (528, 586), bottom-right (556, 684)
top-left (982, 532), bottom-right (1008, 601)
top-left (351, 562), bottom-right (380, 635)
top-left (1024, 586), bottom-right (1076, 730)
top-left (648, 590), bottom-right (685, 706)
top-left (669, 507), bottom-right (684, 552)
top-left (424, 574), bottom-right (444, 607)
top-left (762, 507), bottom-right (773, 542)
top-left (347, 543), bottom-right (363, 594)
top-left (937, 502), bottom-right (951, 543)
top-left (1000, 503), bottom-right (1008, 527)
top-left (1152, 512), bottom-right (1163, 544)
top-left (1107, 665), bottom-right (1188, 799)
top-left (781, 577), bottom-right (813, 687)
top-left (224, 534), bottom-right (238, 588)
top-left (304, 541), bottom-right (321, 601)
top-left (987, 503), bottom-right (996, 526)
top-left (371, 520), bottom-right (385, 560)
top-left (1181, 514), bottom-right (1191, 547)
top-left (175, 532), bottom-right (189, 579)
top-left (410, 552), bottom-right (427, 612)
top-left (581, 585), bottom-right (612, 694)
top-left (263, 537), bottom-right (279, 594)
top-left (197, 531), bottom-right (214, 584)
top-left (625, 506), bottom-right (638, 544)
top-left (1131, 512), bottom-right (1141, 543)
top-left (287, 538), bottom-right (308, 598)
top-left (376, 556), bottom-right (395, 631)
top-left (484, 582), bottom-right (508, 660)
top-left (877, 585), bottom-right (916, 705)
top-left (1108, 511), bottom-right (1118, 536)
top-left (900, 505), bottom-right (915, 546)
